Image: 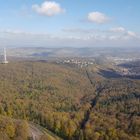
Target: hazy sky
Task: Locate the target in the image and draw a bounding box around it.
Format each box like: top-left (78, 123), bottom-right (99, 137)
top-left (0, 0), bottom-right (140, 48)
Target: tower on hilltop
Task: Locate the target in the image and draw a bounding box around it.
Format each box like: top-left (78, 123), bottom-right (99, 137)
top-left (2, 48), bottom-right (8, 64)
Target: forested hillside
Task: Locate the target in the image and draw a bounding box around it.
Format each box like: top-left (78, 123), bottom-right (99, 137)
top-left (0, 61), bottom-right (140, 140)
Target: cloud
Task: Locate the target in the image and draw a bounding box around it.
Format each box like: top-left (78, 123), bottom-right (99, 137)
top-left (62, 27), bottom-right (140, 44)
top-left (110, 27), bottom-right (138, 39)
top-left (1, 29), bottom-right (31, 35)
top-left (0, 29), bottom-right (51, 37)
top-left (110, 27), bottom-right (125, 32)
top-left (62, 27), bottom-right (138, 37)
top-left (87, 12), bottom-right (110, 24)
top-left (0, 27), bottom-right (140, 48)
top-left (32, 1), bottom-right (65, 16)
top-left (62, 28), bottom-right (101, 34)
top-left (127, 31), bottom-right (136, 37)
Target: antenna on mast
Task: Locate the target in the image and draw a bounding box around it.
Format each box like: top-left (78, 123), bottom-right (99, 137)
top-left (2, 48), bottom-right (8, 64)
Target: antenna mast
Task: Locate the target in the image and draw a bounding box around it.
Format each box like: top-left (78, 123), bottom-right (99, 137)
top-left (3, 48), bottom-right (8, 64)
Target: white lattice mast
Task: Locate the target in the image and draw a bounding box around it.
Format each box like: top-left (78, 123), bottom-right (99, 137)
top-left (3, 48), bottom-right (8, 64)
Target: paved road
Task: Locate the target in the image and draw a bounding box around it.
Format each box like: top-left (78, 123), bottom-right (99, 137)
top-left (29, 124), bottom-right (43, 140)
top-left (29, 123), bottom-right (62, 140)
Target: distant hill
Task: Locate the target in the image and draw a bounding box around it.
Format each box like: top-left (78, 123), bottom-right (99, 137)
top-left (4, 47), bottom-right (140, 59)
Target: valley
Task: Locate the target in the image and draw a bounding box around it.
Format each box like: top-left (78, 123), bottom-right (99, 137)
top-left (0, 58), bottom-right (139, 140)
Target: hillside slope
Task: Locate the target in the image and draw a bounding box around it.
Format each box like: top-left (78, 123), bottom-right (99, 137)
top-left (0, 61), bottom-right (139, 140)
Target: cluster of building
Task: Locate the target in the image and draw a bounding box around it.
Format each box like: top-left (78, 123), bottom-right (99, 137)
top-left (107, 56), bottom-right (139, 65)
top-left (117, 67), bottom-right (130, 75)
top-left (57, 58), bottom-right (94, 68)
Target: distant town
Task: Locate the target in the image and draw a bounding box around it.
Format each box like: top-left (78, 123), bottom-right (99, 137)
top-left (56, 58), bottom-right (95, 68)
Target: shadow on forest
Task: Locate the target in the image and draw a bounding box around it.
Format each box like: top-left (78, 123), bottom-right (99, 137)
top-left (98, 69), bottom-right (140, 80)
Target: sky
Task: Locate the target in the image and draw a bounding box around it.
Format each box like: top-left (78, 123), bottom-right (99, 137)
top-left (0, 0), bottom-right (140, 48)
